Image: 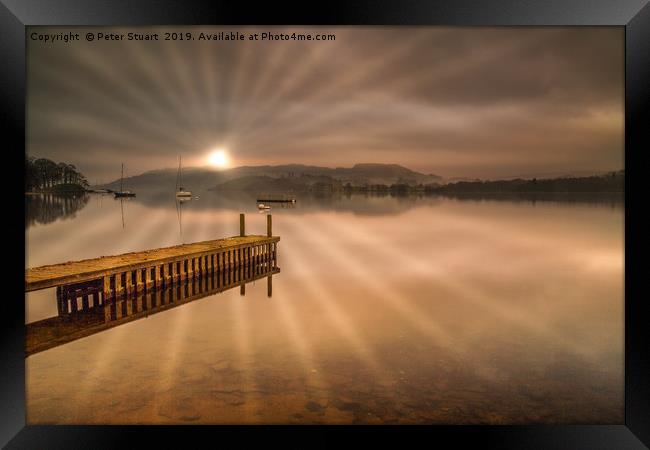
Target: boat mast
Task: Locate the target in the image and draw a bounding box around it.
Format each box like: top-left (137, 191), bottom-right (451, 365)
top-left (179, 155), bottom-right (183, 190)
top-left (120, 163), bottom-right (124, 192)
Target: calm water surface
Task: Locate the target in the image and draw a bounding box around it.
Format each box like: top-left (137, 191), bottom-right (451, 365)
top-left (25, 191), bottom-right (624, 424)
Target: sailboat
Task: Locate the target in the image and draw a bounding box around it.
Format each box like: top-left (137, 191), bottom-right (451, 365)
top-left (176, 155), bottom-right (192, 198)
top-left (114, 163), bottom-right (136, 198)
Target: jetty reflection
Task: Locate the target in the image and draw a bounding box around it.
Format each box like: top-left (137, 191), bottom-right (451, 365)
top-left (26, 260), bottom-right (280, 357)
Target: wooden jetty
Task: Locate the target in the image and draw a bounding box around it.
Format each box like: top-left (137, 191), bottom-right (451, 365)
top-left (26, 261), bottom-right (279, 357)
top-left (25, 214), bottom-right (279, 301)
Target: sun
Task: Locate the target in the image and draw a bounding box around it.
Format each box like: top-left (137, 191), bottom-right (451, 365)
top-left (207, 149), bottom-right (229, 169)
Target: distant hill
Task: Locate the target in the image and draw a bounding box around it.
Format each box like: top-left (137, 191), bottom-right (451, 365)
top-left (101, 163), bottom-right (443, 193)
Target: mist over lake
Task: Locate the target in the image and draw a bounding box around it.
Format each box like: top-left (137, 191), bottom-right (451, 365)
top-left (25, 191), bottom-right (623, 424)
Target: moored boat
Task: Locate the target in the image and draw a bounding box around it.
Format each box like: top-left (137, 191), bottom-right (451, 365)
top-left (176, 155), bottom-right (192, 198)
top-left (113, 164), bottom-right (136, 198)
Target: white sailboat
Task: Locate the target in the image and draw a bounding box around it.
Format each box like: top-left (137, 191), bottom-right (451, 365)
top-left (176, 155), bottom-right (192, 198)
top-left (114, 163), bottom-right (136, 198)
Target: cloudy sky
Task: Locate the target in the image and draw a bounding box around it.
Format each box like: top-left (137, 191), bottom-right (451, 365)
top-left (27, 26), bottom-right (623, 181)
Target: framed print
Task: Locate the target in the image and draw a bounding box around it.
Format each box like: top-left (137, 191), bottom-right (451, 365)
top-left (1, 0), bottom-right (649, 448)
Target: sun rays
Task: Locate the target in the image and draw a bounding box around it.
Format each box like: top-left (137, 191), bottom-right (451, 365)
top-left (28, 27), bottom-right (622, 181)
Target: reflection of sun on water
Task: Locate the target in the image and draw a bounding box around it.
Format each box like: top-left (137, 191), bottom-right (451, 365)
top-left (25, 196), bottom-right (624, 424)
top-left (207, 149), bottom-right (229, 169)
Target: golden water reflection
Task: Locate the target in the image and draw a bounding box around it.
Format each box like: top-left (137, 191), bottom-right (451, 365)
top-left (25, 192), bottom-right (623, 424)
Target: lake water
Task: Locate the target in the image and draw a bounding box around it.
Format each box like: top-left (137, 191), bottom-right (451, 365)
top-left (25, 191), bottom-right (624, 424)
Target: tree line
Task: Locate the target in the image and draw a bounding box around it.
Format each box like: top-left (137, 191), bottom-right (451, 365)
top-left (335, 171), bottom-right (625, 195)
top-left (26, 156), bottom-right (89, 192)
top-left (425, 170), bottom-right (624, 194)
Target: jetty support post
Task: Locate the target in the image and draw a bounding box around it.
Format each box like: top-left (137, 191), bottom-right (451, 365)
top-left (146, 267), bottom-right (153, 289)
top-left (125, 271), bottom-right (133, 294)
top-left (240, 213), bottom-right (245, 237)
top-left (56, 286), bottom-right (64, 315)
top-left (171, 262), bottom-right (178, 284)
top-left (115, 272), bottom-right (123, 296)
top-left (103, 275), bottom-right (112, 302)
top-left (267, 214), bottom-right (272, 237)
top-left (136, 269), bottom-right (143, 292)
top-left (104, 302), bottom-right (111, 323)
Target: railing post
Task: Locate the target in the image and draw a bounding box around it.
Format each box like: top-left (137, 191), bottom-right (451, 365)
top-left (267, 214), bottom-right (272, 237)
top-left (240, 213), bottom-right (245, 237)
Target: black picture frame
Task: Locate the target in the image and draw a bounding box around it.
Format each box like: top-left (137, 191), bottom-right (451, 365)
top-left (2, 0), bottom-right (648, 448)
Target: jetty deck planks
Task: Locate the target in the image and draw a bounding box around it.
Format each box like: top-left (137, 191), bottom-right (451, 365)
top-left (25, 235), bottom-right (280, 292)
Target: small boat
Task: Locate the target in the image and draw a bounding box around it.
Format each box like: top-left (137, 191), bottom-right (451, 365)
top-left (86, 187), bottom-right (111, 194)
top-left (256, 193), bottom-right (296, 203)
top-left (257, 203), bottom-right (271, 210)
top-left (175, 155), bottom-right (192, 198)
top-left (114, 191), bottom-right (135, 198)
top-left (114, 163), bottom-right (136, 198)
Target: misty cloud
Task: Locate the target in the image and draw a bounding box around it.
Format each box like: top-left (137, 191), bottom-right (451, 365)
top-left (27, 26), bottom-right (623, 181)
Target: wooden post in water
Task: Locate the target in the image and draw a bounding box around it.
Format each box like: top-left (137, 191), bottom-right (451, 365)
top-left (267, 214), bottom-right (272, 237)
top-left (267, 275), bottom-right (272, 297)
top-left (240, 213), bottom-right (245, 237)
